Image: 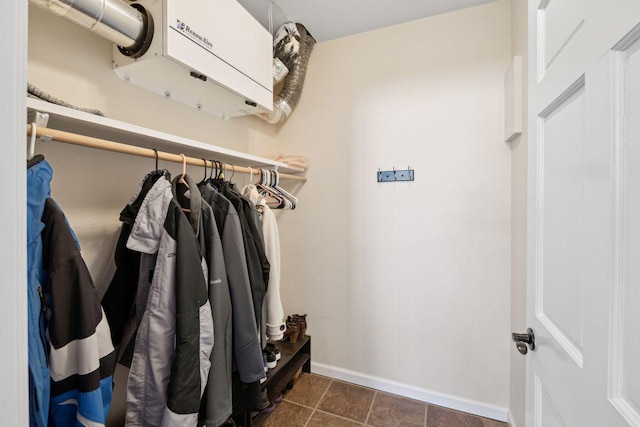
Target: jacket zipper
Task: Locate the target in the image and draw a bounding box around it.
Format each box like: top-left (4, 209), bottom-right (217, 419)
top-left (37, 286), bottom-right (49, 362)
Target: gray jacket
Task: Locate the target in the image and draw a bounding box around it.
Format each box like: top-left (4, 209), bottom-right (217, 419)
top-left (125, 177), bottom-right (214, 427)
top-left (199, 182), bottom-right (265, 385)
top-left (172, 175), bottom-right (234, 426)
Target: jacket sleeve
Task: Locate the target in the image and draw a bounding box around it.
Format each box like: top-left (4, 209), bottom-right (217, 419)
top-left (247, 203), bottom-right (270, 291)
top-left (163, 204), bottom-right (214, 425)
top-left (41, 199), bottom-right (116, 427)
top-left (222, 211), bottom-right (266, 383)
top-left (261, 205), bottom-right (285, 341)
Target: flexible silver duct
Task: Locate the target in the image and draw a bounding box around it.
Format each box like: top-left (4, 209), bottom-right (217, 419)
top-left (28, 83), bottom-right (105, 116)
top-left (30, 0), bottom-right (147, 52)
top-left (258, 23), bottom-right (316, 124)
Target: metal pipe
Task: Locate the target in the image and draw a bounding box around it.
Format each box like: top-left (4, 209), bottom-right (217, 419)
top-left (30, 0), bottom-right (145, 50)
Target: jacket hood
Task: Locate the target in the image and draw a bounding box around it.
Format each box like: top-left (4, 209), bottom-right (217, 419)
top-left (27, 157), bottom-right (53, 246)
top-left (126, 176), bottom-right (173, 254)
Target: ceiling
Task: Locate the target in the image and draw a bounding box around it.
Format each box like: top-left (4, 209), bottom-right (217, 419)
top-left (236, 0), bottom-right (498, 43)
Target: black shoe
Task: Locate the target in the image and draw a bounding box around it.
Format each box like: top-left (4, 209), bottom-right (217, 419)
top-left (262, 349), bottom-right (277, 369)
top-left (265, 343), bottom-right (281, 361)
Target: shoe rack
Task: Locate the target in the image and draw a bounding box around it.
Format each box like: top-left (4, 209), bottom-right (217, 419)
top-left (263, 335), bottom-right (311, 404)
top-left (239, 335), bottom-right (311, 426)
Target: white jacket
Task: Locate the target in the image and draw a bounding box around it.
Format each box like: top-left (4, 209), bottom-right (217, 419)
top-left (243, 185), bottom-right (285, 340)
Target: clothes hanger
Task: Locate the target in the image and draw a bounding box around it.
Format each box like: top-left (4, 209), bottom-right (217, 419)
top-left (207, 160), bottom-right (221, 190)
top-left (269, 169), bottom-right (294, 209)
top-left (229, 164), bottom-right (235, 182)
top-left (153, 149), bottom-right (159, 172)
top-left (178, 153), bottom-right (191, 212)
top-left (272, 167), bottom-right (298, 209)
top-left (179, 154), bottom-right (188, 185)
top-left (202, 158), bottom-right (208, 182)
top-left (270, 169), bottom-right (292, 209)
top-left (150, 148), bottom-right (166, 176)
top-left (209, 160), bottom-right (218, 181)
top-left (178, 154), bottom-right (191, 212)
top-left (242, 166), bottom-right (268, 207)
top-left (257, 168), bottom-right (286, 208)
top-left (27, 123), bottom-right (45, 168)
top-left (28, 123), bottom-right (37, 162)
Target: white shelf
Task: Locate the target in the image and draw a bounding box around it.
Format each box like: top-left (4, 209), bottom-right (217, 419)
top-left (26, 98), bottom-right (304, 174)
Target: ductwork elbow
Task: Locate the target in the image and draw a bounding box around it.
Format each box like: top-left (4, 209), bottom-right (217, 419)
top-left (257, 23), bottom-right (316, 124)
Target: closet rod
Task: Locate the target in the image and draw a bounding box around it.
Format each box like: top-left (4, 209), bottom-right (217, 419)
top-left (26, 125), bottom-right (307, 182)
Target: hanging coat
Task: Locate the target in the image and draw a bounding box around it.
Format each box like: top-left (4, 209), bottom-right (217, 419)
top-left (172, 174), bottom-right (235, 427)
top-left (243, 184), bottom-right (285, 341)
top-left (100, 171), bottom-right (168, 367)
top-left (198, 182), bottom-right (265, 382)
top-left (41, 196), bottom-right (116, 427)
top-left (215, 181), bottom-right (269, 348)
top-left (122, 176), bottom-right (214, 427)
top-left (27, 156), bottom-right (115, 427)
top-left (27, 156), bottom-right (52, 427)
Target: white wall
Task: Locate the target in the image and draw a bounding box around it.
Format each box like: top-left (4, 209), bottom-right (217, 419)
top-left (508, 1), bottom-right (528, 426)
top-left (275, 0), bottom-right (512, 418)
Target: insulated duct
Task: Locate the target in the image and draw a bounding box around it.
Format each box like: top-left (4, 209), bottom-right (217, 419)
top-left (258, 23), bottom-right (316, 124)
top-left (30, 0), bottom-right (153, 57)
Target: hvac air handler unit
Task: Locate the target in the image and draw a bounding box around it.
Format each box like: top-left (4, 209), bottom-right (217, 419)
top-left (113, 0), bottom-right (273, 119)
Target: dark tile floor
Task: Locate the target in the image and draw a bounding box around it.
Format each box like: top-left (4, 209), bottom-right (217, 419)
top-left (252, 373), bottom-right (507, 427)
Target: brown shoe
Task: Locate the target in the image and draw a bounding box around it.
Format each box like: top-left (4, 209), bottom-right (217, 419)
top-left (293, 314), bottom-right (307, 337)
top-left (283, 317), bottom-right (300, 343)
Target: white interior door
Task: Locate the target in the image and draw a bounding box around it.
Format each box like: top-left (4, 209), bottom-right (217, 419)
top-left (526, 0), bottom-right (640, 426)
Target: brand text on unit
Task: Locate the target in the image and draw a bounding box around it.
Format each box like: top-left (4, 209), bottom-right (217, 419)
top-left (175, 19), bottom-right (213, 49)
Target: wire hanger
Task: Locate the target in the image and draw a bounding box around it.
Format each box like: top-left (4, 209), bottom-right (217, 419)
top-left (151, 148), bottom-right (161, 174)
top-left (210, 160), bottom-right (216, 181)
top-left (207, 160), bottom-right (221, 190)
top-left (202, 158), bottom-right (208, 181)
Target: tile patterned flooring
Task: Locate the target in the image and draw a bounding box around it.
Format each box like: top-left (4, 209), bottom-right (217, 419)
top-left (253, 373), bottom-right (507, 427)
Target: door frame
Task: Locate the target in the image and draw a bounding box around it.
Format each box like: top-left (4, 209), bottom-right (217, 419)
top-left (0, 0), bottom-right (28, 424)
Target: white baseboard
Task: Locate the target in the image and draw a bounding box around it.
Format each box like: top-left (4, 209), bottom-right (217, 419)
top-left (311, 361), bottom-right (508, 423)
top-left (508, 410), bottom-right (518, 427)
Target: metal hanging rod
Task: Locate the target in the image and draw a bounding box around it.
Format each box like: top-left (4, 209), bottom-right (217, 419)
top-left (26, 125), bottom-right (307, 183)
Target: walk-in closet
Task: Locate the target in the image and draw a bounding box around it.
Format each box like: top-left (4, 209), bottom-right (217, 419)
top-left (12, 0), bottom-right (519, 425)
top-left (5, 0), bottom-right (639, 426)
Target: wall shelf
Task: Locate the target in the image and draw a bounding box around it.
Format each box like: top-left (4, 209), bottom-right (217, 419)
top-left (26, 98), bottom-right (304, 174)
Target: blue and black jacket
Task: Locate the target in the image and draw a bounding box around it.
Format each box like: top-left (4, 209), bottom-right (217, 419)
top-left (29, 156), bottom-right (116, 426)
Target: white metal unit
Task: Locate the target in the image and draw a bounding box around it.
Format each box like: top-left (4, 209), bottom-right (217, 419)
top-left (113, 0), bottom-right (273, 119)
